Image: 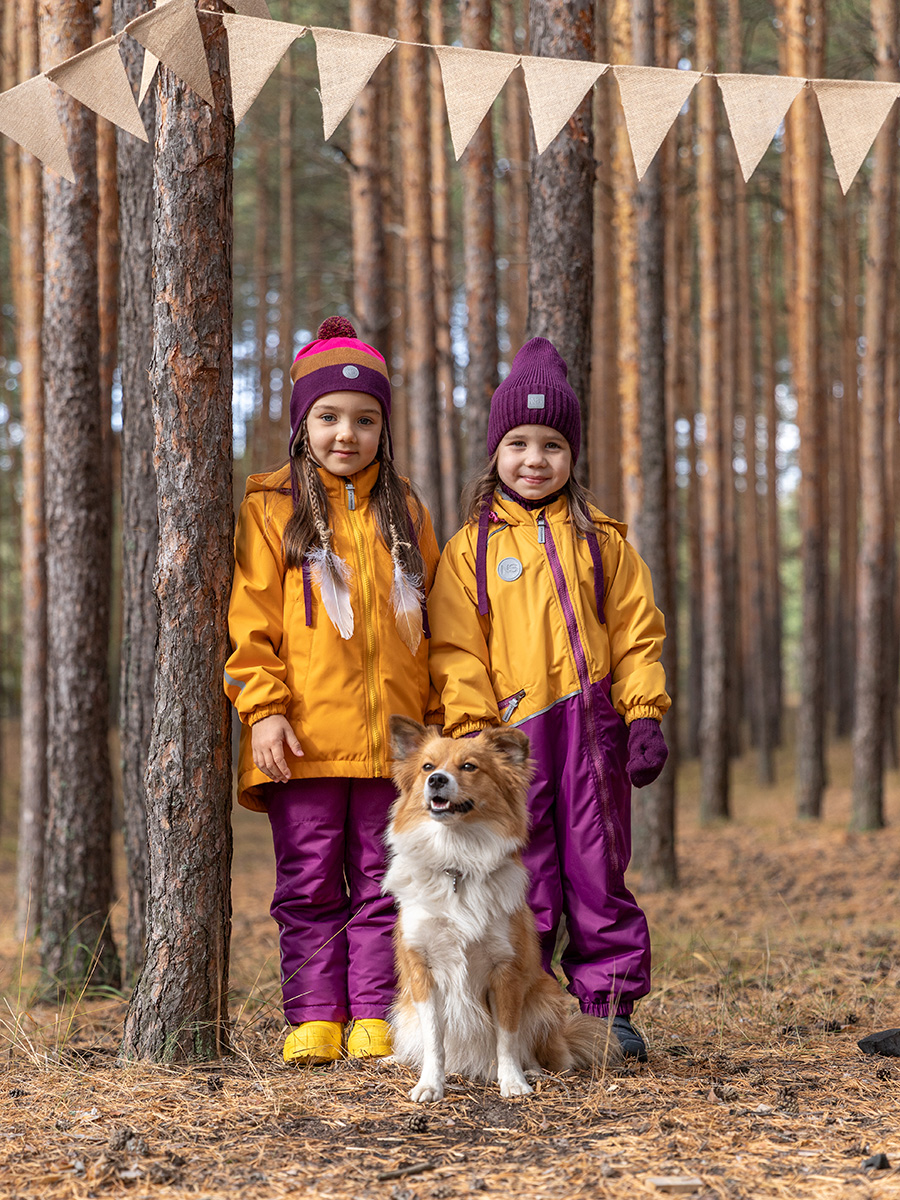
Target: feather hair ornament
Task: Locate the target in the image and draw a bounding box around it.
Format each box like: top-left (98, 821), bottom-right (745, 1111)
top-left (307, 531), bottom-right (354, 640)
top-left (389, 523), bottom-right (425, 654)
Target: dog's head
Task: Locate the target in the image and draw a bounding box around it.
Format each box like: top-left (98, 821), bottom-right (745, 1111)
top-left (389, 716), bottom-right (534, 846)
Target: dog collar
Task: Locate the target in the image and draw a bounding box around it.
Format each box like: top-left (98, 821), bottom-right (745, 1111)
top-left (443, 868), bottom-right (464, 893)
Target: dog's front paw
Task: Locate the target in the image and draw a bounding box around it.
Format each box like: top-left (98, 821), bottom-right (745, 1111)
top-left (410, 1076), bottom-right (445, 1103)
top-left (499, 1072), bottom-right (533, 1098)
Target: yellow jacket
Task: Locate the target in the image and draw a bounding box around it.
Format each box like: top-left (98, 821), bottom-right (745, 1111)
top-left (225, 461), bottom-right (440, 809)
top-left (428, 491), bottom-right (670, 738)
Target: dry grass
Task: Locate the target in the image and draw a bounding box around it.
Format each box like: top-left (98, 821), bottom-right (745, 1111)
top-left (1, 734), bottom-right (900, 1199)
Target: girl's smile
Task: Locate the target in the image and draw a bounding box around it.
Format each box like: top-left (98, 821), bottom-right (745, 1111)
top-left (305, 391), bottom-right (384, 476)
top-left (495, 424), bottom-right (572, 500)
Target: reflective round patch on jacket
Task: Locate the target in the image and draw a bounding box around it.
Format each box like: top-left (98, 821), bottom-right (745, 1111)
top-left (497, 557), bottom-right (523, 582)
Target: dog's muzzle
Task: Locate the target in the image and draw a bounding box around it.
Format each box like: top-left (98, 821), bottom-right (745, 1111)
top-left (424, 770), bottom-right (474, 819)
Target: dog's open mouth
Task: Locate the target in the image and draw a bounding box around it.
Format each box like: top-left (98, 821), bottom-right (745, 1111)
top-left (427, 797), bottom-right (475, 818)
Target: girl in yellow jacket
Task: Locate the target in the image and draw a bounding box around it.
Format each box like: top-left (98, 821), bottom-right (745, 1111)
top-left (428, 336), bottom-right (670, 1062)
top-left (225, 317), bottom-right (439, 1066)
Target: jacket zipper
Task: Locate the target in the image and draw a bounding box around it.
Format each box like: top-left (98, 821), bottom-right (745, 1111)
top-left (345, 478), bottom-right (383, 775)
top-left (540, 511), bottom-right (620, 875)
top-left (498, 689), bottom-right (526, 722)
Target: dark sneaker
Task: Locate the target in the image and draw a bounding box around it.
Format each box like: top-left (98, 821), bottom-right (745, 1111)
top-left (612, 1015), bottom-right (648, 1061)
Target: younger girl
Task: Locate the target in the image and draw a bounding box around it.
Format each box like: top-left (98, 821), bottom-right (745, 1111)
top-left (225, 317), bottom-right (439, 1066)
top-left (427, 336), bottom-right (670, 1061)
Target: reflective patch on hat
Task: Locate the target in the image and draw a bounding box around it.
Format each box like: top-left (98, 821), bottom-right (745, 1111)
top-left (343, 365), bottom-right (360, 379)
top-left (527, 393), bottom-right (545, 408)
top-left (497, 557), bottom-right (523, 582)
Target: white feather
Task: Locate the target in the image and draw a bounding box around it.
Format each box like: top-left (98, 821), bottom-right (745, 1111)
top-left (390, 560), bottom-right (424, 654)
top-left (308, 545), bottom-right (354, 639)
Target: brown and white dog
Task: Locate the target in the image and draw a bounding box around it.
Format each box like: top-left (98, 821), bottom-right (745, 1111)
top-left (384, 716), bottom-right (621, 1103)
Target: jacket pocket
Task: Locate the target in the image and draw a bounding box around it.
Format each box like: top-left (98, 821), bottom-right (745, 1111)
top-left (498, 688), bottom-right (526, 722)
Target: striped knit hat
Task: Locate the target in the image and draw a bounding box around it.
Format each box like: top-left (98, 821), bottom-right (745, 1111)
top-left (289, 316), bottom-right (392, 455)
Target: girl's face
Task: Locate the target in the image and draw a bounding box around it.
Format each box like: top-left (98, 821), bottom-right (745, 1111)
top-left (305, 391), bottom-right (384, 476)
top-left (495, 424), bottom-right (572, 501)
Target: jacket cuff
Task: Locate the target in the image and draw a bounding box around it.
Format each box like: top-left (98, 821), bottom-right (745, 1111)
top-left (246, 704), bottom-right (289, 727)
top-left (624, 706), bottom-right (663, 725)
top-left (451, 718), bottom-right (496, 738)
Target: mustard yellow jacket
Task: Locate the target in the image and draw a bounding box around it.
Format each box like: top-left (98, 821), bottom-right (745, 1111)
top-left (428, 492), bottom-right (670, 738)
top-left (225, 461), bottom-right (440, 810)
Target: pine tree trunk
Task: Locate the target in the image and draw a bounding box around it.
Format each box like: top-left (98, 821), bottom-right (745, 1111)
top-left (835, 190), bottom-right (859, 739)
top-left (120, 6), bottom-right (234, 1061)
top-left (429, 0), bottom-right (460, 540)
top-left (590, 18), bottom-right (621, 514)
top-left (786, 0), bottom-right (827, 818)
top-left (114, 0), bottom-right (157, 985)
top-left (274, 34), bottom-right (294, 465)
top-left (461, 0), bottom-right (499, 478)
top-left (695, 0), bottom-right (729, 820)
top-left (14, 0), bottom-right (47, 941)
top-left (396, 0), bottom-right (441, 527)
top-left (499, 0), bottom-right (530, 358)
top-left (350, 0), bottom-right (386, 349)
top-left (851, 0), bottom-right (898, 829)
top-left (40, 0), bottom-right (120, 992)
top-left (630, 0), bottom-right (676, 889)
top-left (527, 0), bottom-right (594, 474)
top-left (252, 135), bottom-right (270, 472)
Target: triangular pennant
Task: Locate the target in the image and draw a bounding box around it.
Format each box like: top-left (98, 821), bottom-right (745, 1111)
top-left (0, 74), bottom-right (74, 182)
top-left (520, 55), bottom-right (607, 154)
top-left (812, 78), bottom-right (900, 193)
top-left (311, 27), bottom-right (394, 140)
top-left (717, 73), bottom-right (805, 181)
top-left (125, 0), bottom-right (214, 106)
top-left (47, 35), bottom-right (148, 142)
top-left (612, 64), bottom-right (701, 180)
top-left (222, 14), bottom-right (306, 125)
top-left (434, 45), bottom-right (519, 160)
top-left (232, 0), bottom-right (272, 15)
top-left (137, 0), bottom-right (174, 106)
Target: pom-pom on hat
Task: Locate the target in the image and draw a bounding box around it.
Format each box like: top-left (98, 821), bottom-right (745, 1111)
top-left (487, 336), bottom-right (581, 462)
top-left (289, 315), bottom-right (392, 455)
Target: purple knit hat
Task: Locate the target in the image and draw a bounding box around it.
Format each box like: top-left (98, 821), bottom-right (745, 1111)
top-left (487, 336), bottom-right (581, 462)
top-left (289, 316), bottom-right (392, 455)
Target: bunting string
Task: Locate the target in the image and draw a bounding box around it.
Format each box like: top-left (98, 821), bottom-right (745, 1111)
top-left (0, 0), bottom-right (897, 194)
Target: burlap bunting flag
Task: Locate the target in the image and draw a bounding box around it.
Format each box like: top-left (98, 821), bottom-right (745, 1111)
top-left (613, 64), bottom-right (701, 180)
top-left (0, 74), bottom-right (74, 181)
top-left (519, 55), bottom-right (607, 154)
top-left (222, 14), bottom-right (306, 125)
top-left (312, 27), bottom-right (395, 140)
top-left (717, 72), bottom-right (805, 181)
top-left (811, 78), bottom-right (900, 193)
top-left (47, 35), bottom-right (148, 142)
top-left (126, 0), bottom-right (213, 105)
top-left (434, 45), bottom-right (519, 160)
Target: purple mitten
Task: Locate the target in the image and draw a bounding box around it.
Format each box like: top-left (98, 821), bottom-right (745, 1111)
top-left (626, 718), bottom-right (668, 788)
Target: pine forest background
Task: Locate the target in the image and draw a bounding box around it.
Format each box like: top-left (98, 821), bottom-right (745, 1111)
top-left (0, 0), bottom-right (898, 1053)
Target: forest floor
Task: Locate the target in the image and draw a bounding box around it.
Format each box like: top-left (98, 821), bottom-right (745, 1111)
top-left (0, 730), bottom-right (899, 1199)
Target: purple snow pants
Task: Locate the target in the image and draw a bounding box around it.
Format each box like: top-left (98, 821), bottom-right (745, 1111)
top-left (519, 677), bottom-right (651, 1018)
top-left (261, 777), bottom-right (397, 1025)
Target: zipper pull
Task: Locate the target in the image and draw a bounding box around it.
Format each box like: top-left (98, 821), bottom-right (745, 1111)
top-left (538, 512), bottom-right (546, 544)
top-left (345, 479), bottom-right (356, 511)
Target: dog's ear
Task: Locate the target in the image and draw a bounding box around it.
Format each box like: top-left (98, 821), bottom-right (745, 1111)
top-left (390, 715), bottom-right (430, 761)
top-left (479, 725), bottom-right (531, 769)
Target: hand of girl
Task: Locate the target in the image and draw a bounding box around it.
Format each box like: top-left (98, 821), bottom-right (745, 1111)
top-left (251, 715), bottom-right (304, 782)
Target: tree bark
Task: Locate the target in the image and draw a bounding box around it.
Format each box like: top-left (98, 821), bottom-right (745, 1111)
top-left (274, 30), bottom-right (295, 465)
top-left (14, 0), bottom-right (47, 942)
top-left (120, 6), bottom-right (234, 1061)
top-left (395, 0), bottom-right (441, 527)
top-left (786, 0), bottom-right (827, 818)
top-left (114, 0), bottom-right (157, 985)
top-left (461, 0), bottom-right (499, 479)
top-left (350, 0), bottom-right (386, 350)
top-left (40, 0), bottom-right (120, 992)
top-left (696, 0), bottom-right (729, 821)
top-left (630, 0), bottom-right (676, 888)
top-left (851, 0), bottom-right (898, 829)
top-left (527, 0), bottom-right (593, 476)
top-left (499, 0), bottom-right (530, 358)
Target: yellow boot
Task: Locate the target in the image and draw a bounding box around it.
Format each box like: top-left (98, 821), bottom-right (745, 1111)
top-left (283, 1021), bottom-right (343, 1065)
top-left (347, 1018), bottom-right (393, 1059)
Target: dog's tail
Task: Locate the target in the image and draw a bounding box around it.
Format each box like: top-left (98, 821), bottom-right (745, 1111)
top-left (563, 1012), bottom-right (624, 1070)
